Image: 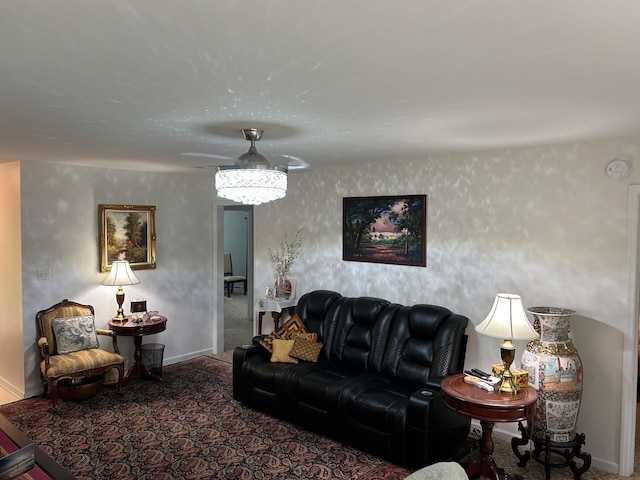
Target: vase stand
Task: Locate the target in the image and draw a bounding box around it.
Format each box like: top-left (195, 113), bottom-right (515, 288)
top-left (511, 421), bottom-right (591, 480)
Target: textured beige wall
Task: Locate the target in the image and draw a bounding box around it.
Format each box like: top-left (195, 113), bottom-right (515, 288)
top-left (7, 134), bottom-right (640, 471)
top-left (0, 161), bottom-right (24, 397)
top-left (18, 161), bottom-right (217, 399)
top-left (254, 137), bottom-right (640, 472)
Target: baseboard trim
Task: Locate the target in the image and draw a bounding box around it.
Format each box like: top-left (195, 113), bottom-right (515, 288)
top-left (160, 349), bottom-right (214, 368)
top-left (0, 376), bottom-right (23, 400)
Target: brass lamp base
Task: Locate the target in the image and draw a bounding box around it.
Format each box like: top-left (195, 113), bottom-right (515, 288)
top-left (498, 339), bottom-right (519, 394)
top-left (112, 286), bottom-right (127, 322)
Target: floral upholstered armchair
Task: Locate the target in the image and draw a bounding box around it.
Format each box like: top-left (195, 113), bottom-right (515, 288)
top-left (36, 299), bottom-right (125, 408)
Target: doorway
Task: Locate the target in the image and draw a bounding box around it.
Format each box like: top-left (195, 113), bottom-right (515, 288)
top-left (223, 206), bottom-right (254, 352)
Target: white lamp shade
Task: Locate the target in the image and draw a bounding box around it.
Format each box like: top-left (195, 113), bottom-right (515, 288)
top-left (215, 166), bottom-right (287, 205)
top-left (475, 293), bottom-right (538, 340)
top-left (102, 260), bottom-right (140, 286)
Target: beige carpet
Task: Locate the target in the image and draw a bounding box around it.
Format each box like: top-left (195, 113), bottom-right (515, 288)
top-left (223, 290), bottom-right (253, 352)
top-left (478, 435), bottom-right (633, 479)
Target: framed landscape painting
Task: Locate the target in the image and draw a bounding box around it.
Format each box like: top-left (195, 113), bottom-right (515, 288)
top-left (343, 195), bottom-right (427, 267)
top-left (99, 204), bottom-right (156, 272)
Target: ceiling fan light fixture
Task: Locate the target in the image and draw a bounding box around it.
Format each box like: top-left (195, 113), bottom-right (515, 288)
top-left (215, 164), bottom-right (287, 205)
top-left (214, 128), bottom-right (288, 205)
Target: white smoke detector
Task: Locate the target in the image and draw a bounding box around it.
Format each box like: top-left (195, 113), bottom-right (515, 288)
top-left (606, 159), bottom-right (631, 179)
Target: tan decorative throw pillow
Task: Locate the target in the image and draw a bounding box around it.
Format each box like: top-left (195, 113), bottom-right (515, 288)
top-left (277, 314), bottom-right (307, 339)
top-left (290, 336), bottom-right (323, 362)
top-left (259, 314), bottom-right (308, 353)
top-left (293, 332), bottom-right (318, 342)
top-left (259, 332), bottom-right (280, 353)
top-left (270, 339), bottom-right (299, 364)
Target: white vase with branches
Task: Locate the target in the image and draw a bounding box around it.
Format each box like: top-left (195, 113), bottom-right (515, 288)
top-left (269, 228), bottom-right (304, 298)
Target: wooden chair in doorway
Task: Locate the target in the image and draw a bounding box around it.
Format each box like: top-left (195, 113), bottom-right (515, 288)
top-left (224, 252), bottom-right (247, 297)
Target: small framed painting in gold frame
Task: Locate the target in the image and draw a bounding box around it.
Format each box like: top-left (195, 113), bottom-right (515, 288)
top-left (99, 204), bottom-right (156, 272)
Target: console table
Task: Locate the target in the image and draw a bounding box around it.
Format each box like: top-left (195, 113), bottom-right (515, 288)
top-left (108, 315), bottom-right (167, 383)
top-left (441, 374), bottom-right (538, 480)
top-left (256, 298), bottom-right (297, 334)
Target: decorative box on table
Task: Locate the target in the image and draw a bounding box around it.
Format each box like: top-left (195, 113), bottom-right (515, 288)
top-left (491, 363), bottom-right (529, 387)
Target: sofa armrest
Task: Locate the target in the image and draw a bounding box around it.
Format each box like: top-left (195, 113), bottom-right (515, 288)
top-left (232, 344), bottom-right (271, 402)
top-left (425, 376), bottom-right (445, 389)
top-left (233, 344), bottom-right (268, 366)
top-left (253, 334), bottom-right (267, 346)
top-left (406, 388), bottom-right (471, 465)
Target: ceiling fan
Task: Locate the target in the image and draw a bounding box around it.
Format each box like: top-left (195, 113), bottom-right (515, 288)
top-left (181, 128), bottom-right (309, 171)
top-left (189, 128), bottom-right (303, 205)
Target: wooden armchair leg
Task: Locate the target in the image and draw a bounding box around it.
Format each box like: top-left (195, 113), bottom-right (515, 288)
top-left (50, 380), bottom-right (59, 410)
top-left (116, 364), bottom-right (125, 394)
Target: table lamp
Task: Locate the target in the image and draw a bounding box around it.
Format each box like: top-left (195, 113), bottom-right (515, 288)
top-left (102, 260), bottom-right (140, 321)
top-left (475, 293), bottom-right (538, 394)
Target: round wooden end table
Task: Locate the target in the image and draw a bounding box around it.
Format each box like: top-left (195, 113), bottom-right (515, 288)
top-left (108, 315), bottom-right (167, 383)
top-left (441, 374), bottom-right (538, 480)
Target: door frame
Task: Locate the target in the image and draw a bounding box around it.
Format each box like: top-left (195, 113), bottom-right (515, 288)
top-left (214, 204), bottom-right (254, 355)
top-left (620, 184), bottom-right (640, 475)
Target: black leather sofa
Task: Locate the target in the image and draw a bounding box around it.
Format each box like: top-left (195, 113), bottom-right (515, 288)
top-left (232, 290), bottom-right (471, 468)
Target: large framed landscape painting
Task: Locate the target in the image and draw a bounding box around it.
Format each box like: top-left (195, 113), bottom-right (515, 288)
top-left (343, 195), bottom-right (427, 267)
top-left (99, 204), bottom-right (156, 272)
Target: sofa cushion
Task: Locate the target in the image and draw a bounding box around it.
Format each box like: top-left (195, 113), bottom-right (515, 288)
top-left (52, 315), bottom-right (99, 354)
top-left (295, 290), bottom-right (343, 353)
top-left (339, 380), bottom-right (415, 461)
top-left (40, 348), bottom-right (124, 377)
top-left (381, 305), bottom-right (468, 386)
top-left (329, 297), bottom-right (400, 373)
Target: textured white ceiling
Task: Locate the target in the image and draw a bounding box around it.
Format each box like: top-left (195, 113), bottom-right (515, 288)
top-left (1, 1), bottom-right (640, 173)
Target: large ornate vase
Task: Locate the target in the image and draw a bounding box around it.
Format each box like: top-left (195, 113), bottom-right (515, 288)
top-left (520, 306), bottom-right (582, 443)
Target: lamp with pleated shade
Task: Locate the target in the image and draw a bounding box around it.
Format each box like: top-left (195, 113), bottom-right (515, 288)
top-left (475, 293), bottom-right (538, 394)
top-left (102, 260), bottom-right (139, 321)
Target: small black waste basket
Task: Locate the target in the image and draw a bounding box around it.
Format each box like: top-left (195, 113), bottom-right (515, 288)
top-left (141, 343), bottom-right (165, 378)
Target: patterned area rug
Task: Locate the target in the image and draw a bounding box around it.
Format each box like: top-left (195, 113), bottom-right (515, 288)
top-left (0, 357), bottom-right (411, 480)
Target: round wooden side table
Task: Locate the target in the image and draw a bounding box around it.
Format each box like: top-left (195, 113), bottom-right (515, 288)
top-left (108, 315), bottom-right (167, 383)
top-left (441, 374), bottom-right (538, 480)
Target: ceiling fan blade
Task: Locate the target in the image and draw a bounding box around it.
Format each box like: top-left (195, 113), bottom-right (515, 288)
top-left (181, 152), bottom-right (235, 161)
top-left (183, 130), bottom-right (310, 171)
top-left (278, 154), bottom-right (310, 170)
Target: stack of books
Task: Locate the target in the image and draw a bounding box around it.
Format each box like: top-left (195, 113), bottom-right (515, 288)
top-left (463, 368), bottom-right (501, 391)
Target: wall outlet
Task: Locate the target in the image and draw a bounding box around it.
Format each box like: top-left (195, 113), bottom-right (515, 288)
top-left (37, 268), bottom-right (50, 281)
